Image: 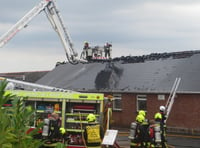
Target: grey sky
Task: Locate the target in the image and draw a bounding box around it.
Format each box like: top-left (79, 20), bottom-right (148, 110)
top-left (1, 0), bottom-right (200, 72)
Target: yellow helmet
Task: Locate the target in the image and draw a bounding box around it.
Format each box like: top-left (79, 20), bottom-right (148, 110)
top-left (59, 127), bottom-right (66, 134)
top-left (136, 114), bottom-right (145, 123)
top-left (86, 113), bottom-right (96, 122)
top-left (154, 112), bottom-right (162, 120)
top-left (138, 110), bottom-right (146, 117)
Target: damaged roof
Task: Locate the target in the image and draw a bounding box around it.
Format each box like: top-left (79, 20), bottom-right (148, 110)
top-left (36, 50), bottom-right (200, 93)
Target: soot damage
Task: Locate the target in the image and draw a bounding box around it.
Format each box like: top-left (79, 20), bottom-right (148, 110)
top-left (95, 63), bottom-right (123, 89)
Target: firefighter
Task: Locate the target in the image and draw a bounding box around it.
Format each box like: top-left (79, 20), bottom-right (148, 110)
top-left (103, 95), bottom-right (113, 130)
top-left (153, 112), bottom-right (168, 148)
top-left (104, 42), bottom-right (112, 59)
top-left (48, 112), bottom-right (61, 142)
top-left (129, 114), bottom-right (146, 148)
top-left (83, 41), bottom-right (92, 61)
top-left (158, 106), bottom-right (167, 148)
top-left (138, 110), bottom-right (150, 147)
top-left (159, 106), bottom-right (167, 124)
top-left (138, 110), bottom-right (146, 117)
top-left (59, 127), bottom-right (66, 143)
top-left (138, 110), bottom-right (149, 124)
top-left (83, 41), bottom-right (89, 49)
top-left (84, 113), bottom-right (104, 148)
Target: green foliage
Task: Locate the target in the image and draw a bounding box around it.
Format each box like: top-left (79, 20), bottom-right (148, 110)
top-left (55, 142), bottom-right (65, 148)
top-left (0, 80), bottom-right (43, 148)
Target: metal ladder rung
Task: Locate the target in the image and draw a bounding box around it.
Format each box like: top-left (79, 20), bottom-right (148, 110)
top-left (165, 77), bottom-right (181, 121)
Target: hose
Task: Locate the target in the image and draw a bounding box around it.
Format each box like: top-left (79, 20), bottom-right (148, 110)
top-left (79, 112), bottom-right (87, 148)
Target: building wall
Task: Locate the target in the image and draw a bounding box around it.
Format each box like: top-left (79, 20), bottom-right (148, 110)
top-left (167, 94), bottom-right (200, 129)
top-left (112, 93), bottom-right (200, 130)
top-left (112, 94), bottom-right (137, 128)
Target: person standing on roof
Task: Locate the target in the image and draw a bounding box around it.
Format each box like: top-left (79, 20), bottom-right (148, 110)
top-left (84, 113), bottom-right (104, 148)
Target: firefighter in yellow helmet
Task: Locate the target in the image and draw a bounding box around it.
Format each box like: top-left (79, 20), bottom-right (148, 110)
top-left (138, 110), bottom-right (146, 117)
top-left (153, 112), bottom-right (168, 148)
top-left (154, 112), bottom-right (162, 121)
top-left (130, 114), bottom-right (146, 148)
top-left (136, 114), bottom-right (144, 123)
top-left (138, 110), bottom-right (150, 147)
top-left (138, 110), bottom-right (149, 123)
top-left (84, 113), bottom-right (104, 148)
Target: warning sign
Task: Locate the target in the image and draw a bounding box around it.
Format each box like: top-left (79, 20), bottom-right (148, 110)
top-left (102, 130), bottom-right (118, 145)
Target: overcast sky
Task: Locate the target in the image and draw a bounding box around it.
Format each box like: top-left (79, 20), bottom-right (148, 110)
top-left (1, 0), bottom-right (200, 73)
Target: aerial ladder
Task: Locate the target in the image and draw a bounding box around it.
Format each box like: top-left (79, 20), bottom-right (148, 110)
top-left (0, 76), bottom-right (77, 93)
top-left (0, 0), bottom-right (80, 64)
top-left (165, 77), bottom-right (181, 122)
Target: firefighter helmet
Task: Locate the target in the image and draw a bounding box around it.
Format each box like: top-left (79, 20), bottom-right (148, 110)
top-left (154, 112), bottom-right (162, 120)
top-left (136, 114), bottom-right (145, 123)
top-left (87, 113), bottom-right (96, 122)
top-left (159, 106), bottom-right (166, 112)
top-left (59, 127), bottom-right (66, 134)
top-left (138, 110), bottom-right (146, 117)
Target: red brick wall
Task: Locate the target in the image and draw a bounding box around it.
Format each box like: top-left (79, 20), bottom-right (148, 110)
top-left (112, 94), bottom-right (137, 128)
top-left (146, 94), bottom-right (168, 121)
top-left (112, 93), bottom-right (200, 129)
top-left (167, 94), bottom-right (200, 128)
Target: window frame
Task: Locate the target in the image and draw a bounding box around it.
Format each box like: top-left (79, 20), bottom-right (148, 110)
top-left (112, 94), bottom-right (122, 111)
top-left (136, 95), bottom-right (147, 111)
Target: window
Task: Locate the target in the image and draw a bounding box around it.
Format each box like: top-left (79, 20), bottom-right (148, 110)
top-left (137, 95), bottom-right (147, 111)
top-left (113, 94), bottom-right (122, 111)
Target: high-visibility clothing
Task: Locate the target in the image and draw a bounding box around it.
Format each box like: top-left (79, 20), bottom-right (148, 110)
top-left (86, 125), bottom-right (101, 143)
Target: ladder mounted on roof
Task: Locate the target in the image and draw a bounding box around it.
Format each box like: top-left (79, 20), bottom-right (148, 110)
top-left (165, 77), bottom-right (181, 122)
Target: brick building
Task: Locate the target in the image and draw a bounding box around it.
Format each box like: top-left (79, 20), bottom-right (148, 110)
top-left (35, 50), bottom-right (200, 133)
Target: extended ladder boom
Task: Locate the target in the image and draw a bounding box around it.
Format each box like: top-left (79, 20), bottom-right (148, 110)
top-left (165, 77), bottom-right (181, 122)
top-left (44, 1), bottom-right (78, 64)
top-left (0, 0), bottom-right (79, 64)
top-left (0, 76), bottom-right (76, 93)
top-left (0, 0), bottom-right (49, 48)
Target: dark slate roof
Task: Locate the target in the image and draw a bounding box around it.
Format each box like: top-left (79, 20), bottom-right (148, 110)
top-left (36, 50), bottom-right (200, 93)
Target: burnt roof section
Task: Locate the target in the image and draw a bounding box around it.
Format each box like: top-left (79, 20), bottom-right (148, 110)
top-left (36, 50), bottom-right (200, 93)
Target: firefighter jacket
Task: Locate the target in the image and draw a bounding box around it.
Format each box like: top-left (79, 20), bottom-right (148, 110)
top-left (84, 123), bottom-right (104, 147)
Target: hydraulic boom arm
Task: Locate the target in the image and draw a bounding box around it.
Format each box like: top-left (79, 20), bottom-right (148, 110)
top-left (0, 0), bottom-right (79, 64)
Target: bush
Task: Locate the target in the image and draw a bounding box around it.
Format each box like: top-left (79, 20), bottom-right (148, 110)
top-left (0, 80), bottom-right (43, 148)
